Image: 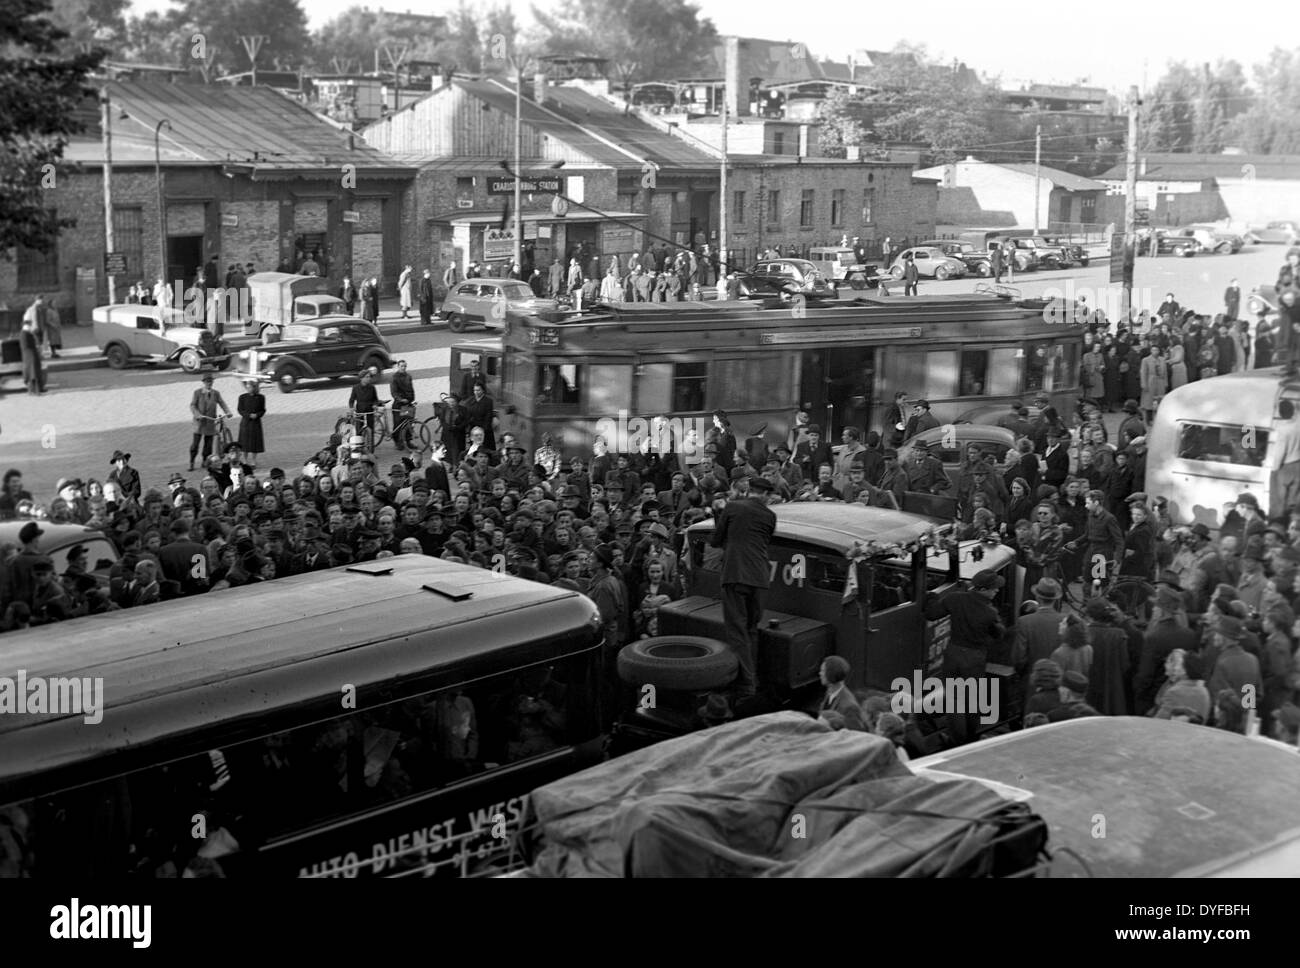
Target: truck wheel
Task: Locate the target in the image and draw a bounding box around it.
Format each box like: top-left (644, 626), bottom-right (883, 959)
top-left (934, 266), bottom-right (951, 281)
top-left (105, 344), bottom-right (130, 369)
top-left (276, 365), bottom-right (303, 393)
top-left (616, 636), bottom-right (738, 693)
top-left (178, 348), bottom-right (201, 372)
top-left (447, 313), bottom-right (467, 333)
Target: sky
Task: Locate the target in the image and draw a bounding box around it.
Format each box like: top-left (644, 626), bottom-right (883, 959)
top-left (120, 0), bottom-right (1289, 92)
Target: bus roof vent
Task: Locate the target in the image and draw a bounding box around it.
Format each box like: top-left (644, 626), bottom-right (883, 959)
top-left (422, 582), bottom-right (474, 602)
top-left (346, 563), bottom-right (394, 576)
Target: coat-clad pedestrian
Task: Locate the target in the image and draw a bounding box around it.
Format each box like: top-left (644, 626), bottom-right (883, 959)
top-left (710, 476), bottom-right (777, 701)
top-left (418, 270), bottom-right (435, 325)
top-left (19, 315), bottom-right (45, 395)
top-left (398, 265), bottom-right (413, 319)
top-left (340, 277), bottom-right (357, 315)
top-left (189, 373), bottom-right (232, 470)
top-left (237, 380), bottom-right (266, 460)
top-left (368, 276), bottom-right (380, 321)
top-left (358, 278), bottom-right (375, 321)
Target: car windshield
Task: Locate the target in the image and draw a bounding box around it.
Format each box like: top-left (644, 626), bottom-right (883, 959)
top-left (501, 282), bottom-right (534, 300)
top-left (280, 324), bottom-right (316, 342)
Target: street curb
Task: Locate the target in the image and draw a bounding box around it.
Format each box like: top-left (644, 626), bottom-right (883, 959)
top-left (41, 318), bottom-right (446, 374)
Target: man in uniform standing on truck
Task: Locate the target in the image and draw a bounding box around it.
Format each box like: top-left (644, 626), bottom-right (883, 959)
top-left (922, 569), bottom-right (1005, 747)
top-left (710, 476), bottom-right (777, 705)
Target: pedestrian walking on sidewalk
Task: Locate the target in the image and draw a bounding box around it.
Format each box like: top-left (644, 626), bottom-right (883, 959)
top-left (419, 269), bottom-right (435, 325)
top-left (398, 265), bottom-right (413, 319)
top-left (359, 278), bottom-right (376, 322)
top-left (19, 314), bottom-right (46, 395)
top-left (41, 299), bottom-right (63, 358)
top-left (340, 276), bottom-right (357, 315)
top-left (368, 277), bottom-right (380, 322)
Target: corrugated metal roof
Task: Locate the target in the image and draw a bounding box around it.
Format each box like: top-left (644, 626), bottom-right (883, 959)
top-left (538, 86), bottom-right (720, 169)
top-left (79, 80), bottom-right (412, 172)
top-left (1098, 152), bottom-right (1300, 182)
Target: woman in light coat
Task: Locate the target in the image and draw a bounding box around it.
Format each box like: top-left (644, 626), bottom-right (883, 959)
top-left (1166, 336), bottom-right (1188, 390)
top-left (1139, 345), bottom-right (1168, 423)
top-left (397, 265), bottom-right (413, 319)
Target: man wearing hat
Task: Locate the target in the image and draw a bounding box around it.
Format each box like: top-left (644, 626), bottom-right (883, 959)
top-left (697, 693), bottom-right (735, 728)
top-left (923, 569), bottom-right (1006, 745)
top-left (771, 443), bottom-right (803, 491)
top-left (1132, 585), bottom-right (1198, 715)
top-left (1206, 615), bottom-right (1262, 727)
top-left (630, 520), bottom-right (677, 587)
top-left (905, 440), bottom-right (950, 495)
top-left (1178, 522), bottom-right (1224, 614)
top-left (30, 556), bottom-right (74, 624)
top-left (588, 544), bottom-right (628, 680)
top-left (876, 449), bottom-right (908, 508)
top-left (793, 424), bottom-right (832, 482)
top-left (1013, 578), bottom-right (1067, 674)
top-left (711, 474), bottom-right (777, 702)
top-left (188, 374), bottom-right (233, 471)
top-left (1221, 492), bottom-right (1266, 546)
top-left (497, 442), bottom-right (531, 492)
top-left (2, 521), bottom-right (47, 610)
top-left (1041, 429), bottom-right (1069, 487)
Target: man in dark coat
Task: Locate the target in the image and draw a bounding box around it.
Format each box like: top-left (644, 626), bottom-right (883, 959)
top-left (793, 425), bottom-right (832, 482)
top-left (1132, 586), bottom-right (1198, 714)
top-left (19, 314), bottom-right (45, 395)
top-left (418, 270), bottom-right (436, 325)
top-left (1082, 598), bottom-right (1130, 715)
top-left (462, 382), bottom-right (496, 452)
top-left (1224, 279), bottom-right (1241, 322)
top-left (710, 476), bottom-right (777, 701)
top-left (902, 254), bottom-right (920, 296)
top-left (340, 277), bottom-right (358, 315)
top-left (903, 399), bottom-right (940, 441)
top-left (1041, 430), bottom-right (1069, 487)
top-left (922, 569), bottom-right (1006, 745)
top-left (158, 517), bottom-right (212, 597)
top-left (358, 278), bottom-right (375, 321)
top-left (389, 360), bottom-right (416, 450)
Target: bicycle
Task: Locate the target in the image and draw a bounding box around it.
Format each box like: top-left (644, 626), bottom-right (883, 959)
top-left (338, 408), bottom-right (389, 454)
top-left (1052, 557), bottom-right (1155, 626)
top-left (215, 414), bottom-right (234, 453)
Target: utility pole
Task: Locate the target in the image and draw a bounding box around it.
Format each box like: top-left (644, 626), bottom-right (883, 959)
top-left (1032, 124), bottom-right (1042, 235)
top-left (154, 119), bottom-right (172, 292)
top-left (513, 63), bottom-right (523, 273)
top-left (719, 81), bottom-right (728, 281)
top-left (1122, 86), bottom-right (1139, 323)
top-left (102, 89), bottom-right (117, 304)
top-left (383, 45), bottom-right (408, 111)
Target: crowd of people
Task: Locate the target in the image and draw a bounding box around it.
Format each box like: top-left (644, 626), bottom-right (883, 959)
top-left (5, 246), bottom-right (1300, 748)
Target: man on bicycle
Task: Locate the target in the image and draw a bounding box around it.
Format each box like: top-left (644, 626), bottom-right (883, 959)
top-left (348, 369), bottom-right (386, 446)
top-left (1068, 488), bottom-right (1124, 590)
top-left (390, 360), bottom-right (416, 451)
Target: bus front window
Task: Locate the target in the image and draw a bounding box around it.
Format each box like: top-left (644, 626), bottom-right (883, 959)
top-left (1177, 422), bottom-right (1268, 467)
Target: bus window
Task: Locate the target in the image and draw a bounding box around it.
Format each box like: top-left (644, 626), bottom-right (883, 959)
top-left (673, 362), bottom-right (708, 412)
top-left (1177, 422), bottom-right (1269, 467)
top-left (1024, 340), bottom-right (1050, 392)
top-left (3, 657), bottom-right (591, 878)
top-left (959, 350), bottom-right (988, 396)
top-left (537, 364), bottom-right (581, 408)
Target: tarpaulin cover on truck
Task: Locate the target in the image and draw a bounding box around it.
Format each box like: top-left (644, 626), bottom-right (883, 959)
top-left (518, 712), bottom-right (1048, 877)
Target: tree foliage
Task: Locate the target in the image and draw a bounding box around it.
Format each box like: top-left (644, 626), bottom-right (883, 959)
top-left (1227, 48), bottom-right (1300, 153)
top-left (528, 0), bottom-right (717, 85)
top-left (815, 88), bottom-right (865, 159)
top-left (0, 0), bottom-right (103, 258)
top-left (1140, 59), bottom-right (1251, 152)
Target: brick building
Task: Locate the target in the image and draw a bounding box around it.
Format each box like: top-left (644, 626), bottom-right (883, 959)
top-left (723, 157), bottom-right (939, 266)
top-left (361, 76), bottom-right (720, 282)
top-left (0, 80), bottom-right (414, 321)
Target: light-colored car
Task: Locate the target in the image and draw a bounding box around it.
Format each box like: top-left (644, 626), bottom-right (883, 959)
top-left (888, 246), bottom-right (968, 281)
top-left (909, 717), bottom-right (1300, 877)
top-left (439, 279), bottom-right (560, 333)
top-left (1185, 224), bottom-right (1244, 253)
top-left (0, 522), bottom-right (121, 584)
top-left (805, 246), bottom-right (880, 290)
top-left (1250, 220), bottom-right (1300, 245)
top-left (918, 240), bottom-right (993, 276)
top-left (93, 304), bottom-right (232, 373)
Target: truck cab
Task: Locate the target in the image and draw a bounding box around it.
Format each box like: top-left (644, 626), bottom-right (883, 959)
top-left (245, 272), bottom-right (348, 337)
top-left (614, 501), bottom-right (1021, 751)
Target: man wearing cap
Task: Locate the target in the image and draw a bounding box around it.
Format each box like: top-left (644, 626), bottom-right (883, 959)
top-left (770, 443), bottom-right (803, 492)
top-left (996, 401), bottom-right (1035, 441)
top-left (1180, 523), bottom-right (1224, 614)
top-left (588, 542), bottom-right (628, 650)
top-left (1221, 492), bottom-right (1266, 547)
top-left (1206, 616), bottom-right (1262, 728)
top-left (905, 441), bottom-right (950, 495)
top-left (1041, 430), bottom-right (1069, 487)
top-left (389, 361), bottom-right (416, 451)
top-left (188, 374), bottom-right (233, 471)
top-left (923, 569), bottom-right (1005, 746)
top-left (30, 556), bottom-right (74, 624)
top-left (630, 520), bottom-right (677, 587)
top-left (711, 475), bottom-right (777, 702)
top-left (877, 449), bottom-right (908, 507)
top-left (1, 521), bottom-right (46, 611)
top-left (1047, 671), bottom-right (1099, 721)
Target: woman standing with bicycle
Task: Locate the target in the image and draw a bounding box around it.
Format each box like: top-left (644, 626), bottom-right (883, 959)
top-left (237, 380), bottom-right (266, 466)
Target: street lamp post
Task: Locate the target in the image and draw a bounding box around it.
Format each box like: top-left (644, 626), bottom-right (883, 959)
top-left (514, 65), bottom-right (522, 274)
top-left (155, 119), bottom-right (172, 291)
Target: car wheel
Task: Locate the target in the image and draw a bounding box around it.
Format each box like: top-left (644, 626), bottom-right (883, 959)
top-left (447, 313), bottom-right (467, 333)
top-left (275, 366), bottom-right (303, 393)
top-left (178, 348), bottom-right (201, 372)
top-left (105, 344), bottom-right (130, 369)
top-left (977, 263), bottom-right (992, 277)
top-left (1176, 245), bottom-right (1193, 257)
top-left (362, 354), bottom-right (386, 376)
top-left (890, 265), bottom-right (903, 280)
top-left (616, 636), bottom-right (738, 692)
top-left (846, 272), bottom-right (869, 291)
top-left (934, 266), bottom-right (951, 281)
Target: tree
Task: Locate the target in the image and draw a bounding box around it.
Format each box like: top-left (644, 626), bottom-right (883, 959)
top-left (432, 1), bottom-right (483, 75)
top-left (42, 0), bottom-right (130, 52)
top-left (1229, 48), bottom-right (1300, 153)
top-left (529, 0), bottom-right (717, 85)
top-left (153, 0), bottom-right (311, 77)
top-left (1140, 59), bottom-right (1251, 153)
top-left (311, 5), bottom-right (450, 74)
top-left (0, 0), bottom-right (103, 258)
top-left (816, 88), bottom-right (865, 159)
top-left (867, 45), bottom-right (997, 162)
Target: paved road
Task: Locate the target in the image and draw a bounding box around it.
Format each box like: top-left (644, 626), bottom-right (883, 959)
top-left (1, 328), bottom-right (468, 500)
top-left (3, 244), bottom-right (1291, 503)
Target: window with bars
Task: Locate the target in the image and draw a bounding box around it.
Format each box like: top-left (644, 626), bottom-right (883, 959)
top-left (766, 190), bottom-right (781, 225)
top-left (800, 190), bottom-right (814, 227)
top-left (831, 189), bottom-right (845, 227)
top-left (113, 207), bottom-right (144, 283)
top-left (862, 188), bottom-right (875, 224)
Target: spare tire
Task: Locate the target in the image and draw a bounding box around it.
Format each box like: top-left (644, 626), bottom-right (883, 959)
top-left (617, 636), bottom-right (738, 693)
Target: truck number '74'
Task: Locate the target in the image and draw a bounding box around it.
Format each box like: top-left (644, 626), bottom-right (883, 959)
top-left (769, 554), bottom-right (807, 587)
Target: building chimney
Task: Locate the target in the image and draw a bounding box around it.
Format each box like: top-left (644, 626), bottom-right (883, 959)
top-left (724, 37), bottom-right (746, 117)
top-left (534, 72), bottom-right (547, 104)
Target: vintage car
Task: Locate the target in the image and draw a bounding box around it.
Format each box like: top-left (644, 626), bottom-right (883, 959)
top-left (1249, 220), bottom-right (1300, 245)
top-left (93, 304), bottom-right (231, 372)
top-left (895, 424), bottom-right (1019, 490)
top-left (805, 246), bottom-right (881, 290)
top-left (0, 522), bottom-right (121, 586)
top-left (740, 258), bottom-right (837, 297)
top-left (1142, 228), bottom-right (1201, 257)
top-left (1182, 224), bottom-right (1245, 254)
top-left (1037, 235), bottom-right (1090, 268)
top-left (439, 279), bottom-right (561, 333)
top-left (887, 246), bottom-right (968, 281)
top-left (917, 240), bottom-right (993, 276)
top-left (239, 317), bottom-right (392, 393)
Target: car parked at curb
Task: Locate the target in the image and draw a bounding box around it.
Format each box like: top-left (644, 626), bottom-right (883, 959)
top-left (805, 246), bottom-right (881, 290)
top-left (439, 279), bottom-right (560, 333)
top-left (917, 240), bottom-right (993, 276)
top-left (1182, 224), bottom-right (1245, 253)
top-left (240, 318), bottom-right (392, 393)
top-left (741, 258), bottom-right (837, 297)
top-left (93, 304), bottom-right (232, 373)
top-left (1249, 220), bottom-right (1300, 245)
top-left (888, 246), bottom-right (968, 281)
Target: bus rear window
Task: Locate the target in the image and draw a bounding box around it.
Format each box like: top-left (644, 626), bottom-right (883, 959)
top-left (1177, 422), bottom-right (1268, 467)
